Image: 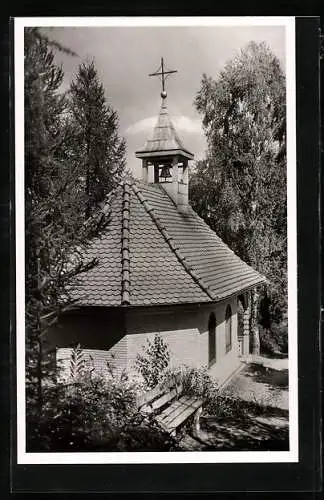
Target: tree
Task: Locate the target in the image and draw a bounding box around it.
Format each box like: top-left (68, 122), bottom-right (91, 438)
top-left (190, 41), bottom-right (287, 352)
top-left (68, 61), bottom-right (126, 218)
top-left (24, 29), bottom-right (109, 428)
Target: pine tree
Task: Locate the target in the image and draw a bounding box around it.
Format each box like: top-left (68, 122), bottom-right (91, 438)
top-left (190, 42), bottom-right (287, 352)
top-left (24, 29), bottom-right (109, 427)
top-left (69, 61), bottom-right (126, 218)
top-left (25, 27), bottom-right (67, 409)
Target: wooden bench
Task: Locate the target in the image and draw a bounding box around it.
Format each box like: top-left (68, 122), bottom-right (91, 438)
top-left (136, 375), bottom-right (203, 437)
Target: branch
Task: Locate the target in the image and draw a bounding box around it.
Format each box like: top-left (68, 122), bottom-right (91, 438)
top-left (33, 28), bottom-right (79, 57)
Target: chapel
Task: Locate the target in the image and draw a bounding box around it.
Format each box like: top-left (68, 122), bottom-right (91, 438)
top-left (51, 59), bottom-right (265, 386)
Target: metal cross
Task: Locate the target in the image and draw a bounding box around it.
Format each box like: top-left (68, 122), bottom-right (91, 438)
top-left (149, 57), bottom-right (177, 96)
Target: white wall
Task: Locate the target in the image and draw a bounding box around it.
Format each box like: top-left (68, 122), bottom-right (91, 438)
top-left (53, 296), bottom-right (241, 386)
top-left (125, 296), bottom-right (241, 386)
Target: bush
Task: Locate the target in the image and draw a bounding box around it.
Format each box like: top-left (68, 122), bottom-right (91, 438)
top-left (135, 334), bottom-right (170, 389)
top-left (207, 393), bottom-right (251, 420)
top-left (27, 374), bottom-right (135, 451)
top-left (259, 327), bottom-right (280, 356)
top-left (259, 321), bottom-right (288, 357)
top-left (162, 366), bottom-right (256, 421)
top-left (163, 365), bottom-right (219, 415)
top-left (26, 345), bottom-right (178, 452)
top-left (271, 319), bottom-right (288, 354)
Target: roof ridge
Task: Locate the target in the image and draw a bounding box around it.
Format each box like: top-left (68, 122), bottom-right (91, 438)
top-left (131, 182), bottom-right (216, 301)
top-left (121, 180), bottom-right (131, 305)
top-left (190, 209), bottom-right (267, 282)
top-left (97, 182), bottom-right (124, 215)
top-left (81, 188), bottom-right (120, 240)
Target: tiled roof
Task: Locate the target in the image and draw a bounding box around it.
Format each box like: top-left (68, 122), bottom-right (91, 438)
top-left (72, 179), bottom-right (266, 307)
top-left (135, 97), bottom-right (194, 160)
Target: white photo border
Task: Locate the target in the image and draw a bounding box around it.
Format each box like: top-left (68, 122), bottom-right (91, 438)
top-left (15, 15), bottom-right (298, 465)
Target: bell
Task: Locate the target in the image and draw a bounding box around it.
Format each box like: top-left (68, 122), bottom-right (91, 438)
top-left (159, 165), bottom-right (172, 181)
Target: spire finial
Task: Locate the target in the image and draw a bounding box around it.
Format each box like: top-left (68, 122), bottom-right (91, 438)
top-left (149, 57), bottom-right (177, 99)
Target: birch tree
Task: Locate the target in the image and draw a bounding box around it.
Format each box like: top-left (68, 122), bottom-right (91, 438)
top-left (190, 42), bottom-right (287, 353)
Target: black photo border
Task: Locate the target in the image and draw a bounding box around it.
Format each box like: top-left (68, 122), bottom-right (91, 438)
top-left (1, 13), bottom-right (321, 496)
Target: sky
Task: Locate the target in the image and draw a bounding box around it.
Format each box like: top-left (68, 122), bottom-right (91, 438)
top-left (43, 25), bottom-right (286, 178)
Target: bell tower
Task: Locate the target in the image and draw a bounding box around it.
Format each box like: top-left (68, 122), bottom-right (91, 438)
top-left (135, 58), bottom-right (194, 213)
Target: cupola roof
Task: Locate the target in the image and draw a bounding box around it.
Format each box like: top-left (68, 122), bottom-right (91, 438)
top-left (135, 57), bottom-right (194, 161)
top-left (135, 97), bottom-right (194, 160)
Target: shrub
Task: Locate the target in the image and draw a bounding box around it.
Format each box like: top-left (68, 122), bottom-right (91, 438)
top-left (163, 365), bottom-right (219, 414)
top-left (135, 334), bottom-right (170, 389)
top-left (26, 344), bottom-right (177, 452)
top-left (27, 372), bottom-right (136, 451)
top-left (69, 342), bottom-right (87, 379)
top-left (259, 321), bottom-right (288, 357)
top-left (271, 319), bottom-right (288, 354)
top-left (162, 366), bottom-right (256, 421)
top-left (118, 417), bottom-right (178, 452)
top-left (259, 327), bottom-right (279, 356)
top-left (207, 393), bottom-right (251, 420)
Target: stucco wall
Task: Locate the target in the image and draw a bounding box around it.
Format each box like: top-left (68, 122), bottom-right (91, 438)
top-left (125, 296), bottom-right (240, 386)
top-left (50, 296), bottom-right (241, 385)
top-left (48, 308), bottom-right (127, 379)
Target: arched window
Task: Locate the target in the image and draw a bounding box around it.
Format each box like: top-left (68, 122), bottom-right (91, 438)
top-left (225, 305), bottom-right (232, 353)
top-left (208, 312), bottom-right (216, 366)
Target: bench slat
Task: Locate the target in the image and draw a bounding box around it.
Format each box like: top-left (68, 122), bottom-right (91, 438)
top-left (156, 394), bottom-right (192, 422)
top-left (137, 373), bottom-right (204, 435)
top-left (136, 382), bottom-right (183, 410)
top-left (160, 398), bottom-right (203, 432)
top-left (159, 396), bottom-right (202, 426)
top-left (148, 385), bottom-right (183, 412)
top-left (141, 387), bottom-right (177, 414)
top-left (136, 384), bottom-right (166, 408)
top-left (157, 396), bottom-right (200, 424)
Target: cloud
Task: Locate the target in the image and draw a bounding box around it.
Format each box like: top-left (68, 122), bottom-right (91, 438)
top-left (125, 117), bottom-right (156, 134)
top-left (126, 115), bottom-right (202, 135)
top-left (173, 116), bottom-right (202, 134)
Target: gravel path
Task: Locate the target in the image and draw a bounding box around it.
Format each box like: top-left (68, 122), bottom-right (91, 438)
top-left (223, 355), bottom-right (289, 411)
top-left (180, 356), bottom-right (289, 451)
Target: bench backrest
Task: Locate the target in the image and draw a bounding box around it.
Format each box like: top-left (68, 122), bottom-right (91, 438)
top-left (136, 373), bottom-right (183, 413)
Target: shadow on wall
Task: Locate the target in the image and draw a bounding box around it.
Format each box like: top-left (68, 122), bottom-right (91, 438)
top-left (126, 303), bottom-right (233, 337)
top-left (48, 309), bottom-right (126, 350)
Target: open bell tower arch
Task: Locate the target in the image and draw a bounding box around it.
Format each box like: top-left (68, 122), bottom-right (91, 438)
top-left (135, 58), bottom-right (194, 213)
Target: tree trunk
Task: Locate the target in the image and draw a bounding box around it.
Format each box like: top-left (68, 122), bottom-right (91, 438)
top-left (251, 289), bottom-right (260, 356)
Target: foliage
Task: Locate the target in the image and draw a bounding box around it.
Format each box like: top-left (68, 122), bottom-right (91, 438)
top-left (135, 334), bottom-right (171, 389)
top-left (190, 41), bottom-right (287, 350)
top-left (69, 342), bottom-right (87, 379)
top-left (163, 365), bottom-right (274, 421)
top-left (24, 29), bottom-right (124, 432)
top-left (27, 346), bottom-right (177, 452)
top-left (29, 27), bottom-right (78, 56)
top-left (259, 319), bottom-right (288, 357)
top-left (197, 392), bottom-right (246, 420)
top-left (163, 365), bottom-right (219, 414)
top-left (24, 27), bottom-right (80, 408)
top-left (68, 60), bottom-right (127, 217)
